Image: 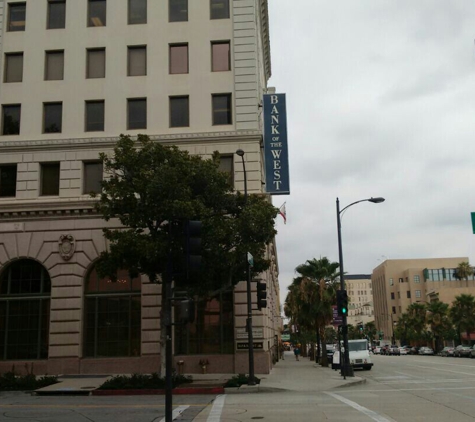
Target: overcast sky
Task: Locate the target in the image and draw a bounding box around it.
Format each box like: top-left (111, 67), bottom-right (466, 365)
top-left (267, 1), bottom-right (475, 297)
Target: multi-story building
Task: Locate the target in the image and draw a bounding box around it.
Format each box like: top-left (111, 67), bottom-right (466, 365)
top-left (0, 0), bottom-right (282, 375)
top-left (345, 274), bottom-right (374, 327)
top-left (372, 257), bottom-right (472, 343)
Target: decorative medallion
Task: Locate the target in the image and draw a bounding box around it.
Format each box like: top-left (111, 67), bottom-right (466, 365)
top-left (58, 235), bottom-right (75, 261)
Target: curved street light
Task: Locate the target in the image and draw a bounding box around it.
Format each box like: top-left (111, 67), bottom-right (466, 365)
top-left (337, 196), bottom-right (385, 378)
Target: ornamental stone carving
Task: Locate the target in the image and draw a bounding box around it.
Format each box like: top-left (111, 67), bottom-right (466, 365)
top-left (58, 235), bottom-right (76, 261)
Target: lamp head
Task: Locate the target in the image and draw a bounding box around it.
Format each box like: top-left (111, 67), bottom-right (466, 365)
top-left (235, 149), bottom-right (245, 157)
top-left (368, 197), bottom-right (385, 203)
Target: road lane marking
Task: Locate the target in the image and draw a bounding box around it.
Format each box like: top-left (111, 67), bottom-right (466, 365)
top-left (326, 392), bottom-right (393, 422)
top-left (159, 405), bottom-right (189, 422)
top-left (408, 364), bottom-right (475, 376)
top-left (333, 386), bottom-right (475, 393)
top-left (207, 394), bottom-right (226, 422)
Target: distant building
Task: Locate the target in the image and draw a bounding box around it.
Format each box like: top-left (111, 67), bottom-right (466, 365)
top-left (372, 257), bottom-right (473, 343)
top-left (345, 274), bottom-right (374, 327)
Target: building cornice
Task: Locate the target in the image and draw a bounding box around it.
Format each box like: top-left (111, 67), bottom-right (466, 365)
top-left (0, 131), bottom-right (263, 152)
top-left (260, 0), bottom-right (272, 81)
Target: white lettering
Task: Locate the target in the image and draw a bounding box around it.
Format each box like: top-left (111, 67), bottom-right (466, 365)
top-left (271, 126), bottom-right (280, 135)
top-left (271, 115), bottom-right (279, 124)
top-left (271, 105), bottom-right (279, 114)
top-left (270, 95), bottom-right (279, 104)
top-left (273, 161), bottom-right (282, 170)
top-left (271, 150), bottom-right (282, 159)
top-left (273, 180), bottom-right (283, 190)
top-left (274, 171), bottom-right (281, 180)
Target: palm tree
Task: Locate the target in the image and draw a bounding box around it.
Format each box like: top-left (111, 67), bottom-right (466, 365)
top-left (364, 321), bottom-right (377, 344)
top-left (454, 262), bottom-right (474, 282)
top-left (294, 257), bottom-right (340, 367)
top-left (450, 294), bottom-right (475, 345)
top-left (426, 301), bottom-right (450, 352)
top-left (406, 303), bottom-right (426, 343)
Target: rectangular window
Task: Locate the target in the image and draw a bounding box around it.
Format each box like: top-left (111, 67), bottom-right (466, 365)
top-left (212, 94), bottom-right (232, 125)
top-left (397, 291), bottom-right (400, 299)
top-left (8, 3), bottom-right (26, 32)
top-left (41, 163), bottom-right (60, 196)
top-left (392, 306), bottom-right (396, 315)
top-left (210, 0), bottom-right (229, 20)
top-left (398, 278), bottom-right (403, 283)
top-left (169, 44), bottom-right (188, 74)
top-left (128, 46), bottom-right (147, 76)
top-left (87, 48), bottom-right (106, 78)
top-left (127, 98), bottom-right (146, 130)
top-left (390, 292), bottom-right (395, 300)
top-left (85, 100), bottom-right (105, 132)
top-left (45, 50), bottom-right (64, 81)
top-left (88, 0), bottom-right (106, 27)
top-left (219, 155), bottom-right (233, 185)
top-left (407, 291), bottom-right (411, 299)
top-left (414, 275), bottom-right (420, 283)
top-left (43, 102), bottom-right (62, 133)
top-left (47, 0), bottom-right (66, 29)
top-left (4, 53), bottom-right (23, 83)
top-left (169, 96), bottom-right (189, 128)
top-left (212, 42), bottom-right (230, 72)
top-left (415, 290), bottom-right (421, 298)
top-left (2, 105), bottom-right (21, 135)
top-left (84, 161), bottom-right (103, 194)
top-left (128, 0), bottom-right (147, 24)
top-left (0, 165), bottom-right (17, 197)
top-left (169, 0), bottom-right (188, 22)
top-left (389, 278), bottom-right (393, 286)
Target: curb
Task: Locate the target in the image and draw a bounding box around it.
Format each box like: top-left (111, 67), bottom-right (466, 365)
top-left (92, 387), bottom-right (225, 396)
top-left (333, 377), bottom-right (366, 388)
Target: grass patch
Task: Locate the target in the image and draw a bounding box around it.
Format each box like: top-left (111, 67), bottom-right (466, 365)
top-left (98, 373), bottom-right (193, 390)
top-left (224, 374), bottom-right (260, 388)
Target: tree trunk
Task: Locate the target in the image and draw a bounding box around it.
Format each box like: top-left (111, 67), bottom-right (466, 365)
top-left (316, 324), bottom-right (321, 363)
top-left (159, 283), bottom-right (167, 377)
top-left (320, 325), bottom-right (328, 367)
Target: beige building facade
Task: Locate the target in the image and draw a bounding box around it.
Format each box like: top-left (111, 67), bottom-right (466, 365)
top-left (346, 274), bottom-right (374, 327)
top-left (0, 0), bottom-right (282, 375)
top-left (372, 257), bottom-right (473, 343)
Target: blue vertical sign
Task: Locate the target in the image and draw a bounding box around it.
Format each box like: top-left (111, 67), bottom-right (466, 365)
top-left (263, 94), bottom-right (290, 195)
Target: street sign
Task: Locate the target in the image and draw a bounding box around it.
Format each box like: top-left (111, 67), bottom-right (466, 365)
top-left (472, 213), bottom-right (475, 234)
top-left (247, 252), bottom-right (254, 267)
top-left (236, 342), bottom-right (263, 350)
top-left (236, 327), bottom-right (264, 339)
top-left (332, 306), bottom-right (343, 325)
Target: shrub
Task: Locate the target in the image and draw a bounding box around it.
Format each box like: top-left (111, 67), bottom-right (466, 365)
top-left (224, 374), bottom-right (260, 388)
top-left (0, 372), bottom-right (58, 391)
top-left (98, 373), bottom-right (192, 390)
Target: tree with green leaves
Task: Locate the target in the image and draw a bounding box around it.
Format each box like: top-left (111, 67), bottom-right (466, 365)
top-left (94, 134), bottom-right (278, 374)
top-left (294, 257), bottom-right (340, 367)
top-left (364, 321), bottom-right (377, 344)
top-left (426, 301), bottom-right (450, 352)
top-left (450, 294), bottom-right (475, 345)
top-left (454, 262), bottom-right (474, 281)
top-left (406, 303), bottom-right (427, 341)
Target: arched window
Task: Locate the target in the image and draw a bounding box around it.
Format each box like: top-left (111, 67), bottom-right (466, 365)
top-left (0, 259), bottom-right (51, 360)
top-left (84, 267), bottom-right (141, 358)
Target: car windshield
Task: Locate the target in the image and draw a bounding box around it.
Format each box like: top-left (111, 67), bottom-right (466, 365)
top-left (348, 341), bottom-right (367, 352)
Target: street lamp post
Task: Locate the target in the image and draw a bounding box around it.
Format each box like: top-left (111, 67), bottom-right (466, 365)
top-left (337, 196), bottom-right (385, 378)
top-left (236, 149), bottom-right (256, 385)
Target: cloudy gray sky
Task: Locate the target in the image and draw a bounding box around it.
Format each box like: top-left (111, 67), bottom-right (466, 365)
top-left (267, 1), bottom-right (475, 296)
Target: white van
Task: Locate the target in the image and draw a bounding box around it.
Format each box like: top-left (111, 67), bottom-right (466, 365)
top-left (331, 339), bottom-right (373, 371)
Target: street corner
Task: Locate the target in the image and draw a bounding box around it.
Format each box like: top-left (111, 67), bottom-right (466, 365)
top-left (333, 375), bottom-right (367, 388)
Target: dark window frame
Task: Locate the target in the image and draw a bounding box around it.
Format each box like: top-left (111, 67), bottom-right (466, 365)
top-left (169, 43), bottom-right (189, 74)
top-left (83, 161), bottom-right (103, 194)
top-left (169, 0), bottom-right (188, 22)
top-left (8, 2), bottom-right (26, 32)
top-left (40, 162), bottom-right (60, 196)
top-left (127, 45), bottom-right (147, 77)
top-left (85, 100), bottom-right (105, 132)
top-left (127, 98), bottom-right (147, 130)
top-left (211, 41), bottom-right (231, 72)
top-left (2, 104), bottom-right (21, 136)
top-left (86, 48), bottom-right (106, 79)
top-left (4, 52), bottom-right (23, 83)
top-left (210, 0), bottom-right (229, 20)
top-left (212, 93), bottom-right (232, 125)
top-left (88, 0), bottom-right (107, 27)
top-left (44, 50), bottom-right (64, 81)
top-left (128, 0), bottom-right (147, 25)
top-left (169, 96), bottom-right (190, 128)
top-left (0, 164), bottom-right (17, 198)
top-left (47, 0), bottom-right (66, 29)
top-left (43, 102), bottom-right (63, 134)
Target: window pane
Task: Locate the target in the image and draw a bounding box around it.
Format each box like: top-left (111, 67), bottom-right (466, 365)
top-left (169, 44), bottom-right (188, 74)
top-left (8, 3), bottom-right (26, 32)
top-left (85, 101), bottom-right (104, 132)
top-left (41, 163), bottom-right (60, 196)
top-left (212, 42), bottom-right (230, 72)
top-left (219, 156), bottom-right (233, 185)
top-left (2, 105), bottom-right (21, 135)
top-left (84, 161), bottom-right (103, 194)
top-left (0, 165), bottom-right (17, 197)
top-left (87, 49), bottom-right (106, 78)
top-left (128, 0), bottom-right (146, 24)
top-left (128, 47), bottom-right (146, 76)
top-left (210, 0), bottom-right (229, 20)
top-left (169, 0), bottom-right (188, 22)
top-left (45, 51), bottom-right (64, 81)
top-left (127, 99), bottom-right (147, 129)
top-left (88, 0), bottom-right (106, 27)
top-left (212, 94), bottom-right (232, 125)
top-left (4, 53), bottom-right (23, 83)
top-left (170, 96), bottom-right (189, 128)
top-left (43, 103), bottom-right (62, 133)
top-left (48, 0), bottom-right (66, 29)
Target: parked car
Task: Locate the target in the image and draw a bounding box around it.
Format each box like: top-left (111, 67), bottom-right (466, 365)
top-left (326, 344), bottom-right (335, 362)
top-left (439, 346), bottom-right (454, 357)
top-left (470, 346), bottom-right (475, 359)
top-left (373, 346), bottom-right (381, 355)
top-left (409, 346), bottom-right (420, 355)
top-left (389, 345), bottom-right (400, 355)
top-left (399, 347), bottom-right (408, 355)
top-left (459, 346), bottom-right (472, 358)
top-left (418, 347), bottom-right (434, 355)
top-left (380, 345), bottom-right (390, 355)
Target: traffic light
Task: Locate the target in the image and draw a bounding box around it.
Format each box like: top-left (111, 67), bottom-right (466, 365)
top-left (336, 290), bottom-right (348, 316)
top-left (185, 220), bottom-right (202, 272)
top-left (358, 324), bottom-right (364, 332)
top-left (256, 281), bottom-right (267, 310)
top-left (178, 299), bottom-right (195, 323)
